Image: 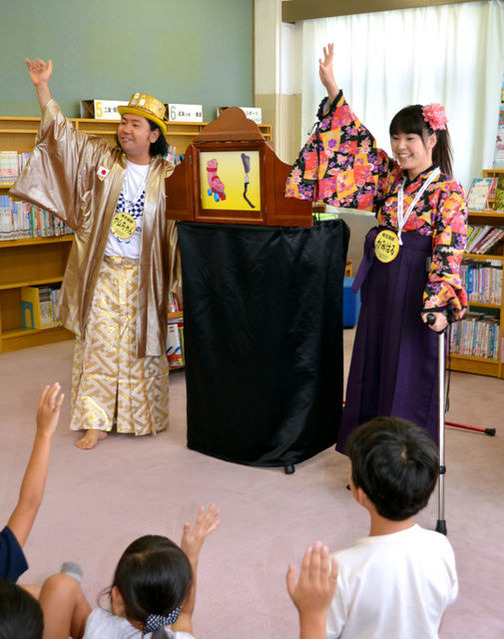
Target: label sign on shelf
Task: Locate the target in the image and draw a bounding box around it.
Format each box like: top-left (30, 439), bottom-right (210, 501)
top-left (218, 106), bottom-right (263, 124)
top-left (239, 107), bottom-right (262, 124)
top-left (80, 100), bottom-right (128, 121)
top-left (167, 104), bottom-right (203, 123)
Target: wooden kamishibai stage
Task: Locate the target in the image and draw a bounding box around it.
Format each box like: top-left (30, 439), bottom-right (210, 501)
top-left (165, 108), bottom-right (349, 469)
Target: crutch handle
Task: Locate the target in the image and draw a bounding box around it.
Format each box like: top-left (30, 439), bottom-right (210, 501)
top-left (426, 311), bottom-right (447, 333)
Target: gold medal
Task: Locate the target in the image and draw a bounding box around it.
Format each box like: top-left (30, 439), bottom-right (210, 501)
top-left (374, 229), bottom-right (400, 263)
top-left (111, 212), bottom-right (136, 240)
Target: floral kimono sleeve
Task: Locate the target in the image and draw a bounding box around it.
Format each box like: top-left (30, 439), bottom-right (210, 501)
top-left (285, 91), bottom-right (397, 211)
top-left (422, 182), bottom-right (468, 319)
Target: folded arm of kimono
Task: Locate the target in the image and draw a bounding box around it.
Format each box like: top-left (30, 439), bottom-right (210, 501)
top-left (422, 185), bottom-right (468, 320)
top-left (285, 91), bottom-right (396, 211)
top-left (10, 99), bottom-right (109, 231)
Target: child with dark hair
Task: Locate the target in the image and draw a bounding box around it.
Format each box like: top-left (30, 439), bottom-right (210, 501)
top-left (37, 505), bottom-right (219, 639)
top-left (1, 383), bottom-right (63, 583)
top-left (0, 579), bottom-right (44, 639)
top-left (285, 44), bottom-right (467, 452)
top-left (287, 417), bottom-right (457, 639)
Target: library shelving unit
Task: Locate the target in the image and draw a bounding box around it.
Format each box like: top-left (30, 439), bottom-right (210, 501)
top-left (0, 114), bottom-right (272, 354)
top-left (448, 167), bottom-right (504, 379)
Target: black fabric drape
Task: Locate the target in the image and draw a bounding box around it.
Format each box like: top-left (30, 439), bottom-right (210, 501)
top-left (177, 218), bottom-right (350, 467)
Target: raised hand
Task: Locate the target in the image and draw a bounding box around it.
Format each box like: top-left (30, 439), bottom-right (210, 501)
top-left (318, 43), bottom-right (339, 102)
top-left (7, 382), bottom-right (64, 548)
top-left (180, 504), bottom-right (220, 564)
top-left (25, 58), bottom-right (53, 87)
top-left (286, 542), bottom-right (338, 636)
top-left (36, 383), bottom-right (64, 438)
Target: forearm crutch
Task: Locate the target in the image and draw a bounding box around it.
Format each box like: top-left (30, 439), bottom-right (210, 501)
top-left (426, 314), bottom-right (448, 534)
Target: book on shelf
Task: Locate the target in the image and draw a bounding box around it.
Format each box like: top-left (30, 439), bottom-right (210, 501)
top-left (0, 196), bottom-right (73, 241)
top-left (21, 285), bottom-right (63, 330)
top-left (461, 259), bottom-right (502, 305)
top-left (494, 174), bottom-right (504, 212)
top-left (466, 225), bottom-right (493, 253)
top-left (450, 312), bottom-right (499, 360)
top-left (488, 176), bottom-right (499, 201)
top-left (493, 80), bottom-right (504, 167)
top-left (464, 225), bottom-right (504, 254)
top-left (164, 146), bottom-right (184, 167)
top-left (465, 224), bottom-right (478, 247)
top-left (0, 151), bottom-right (18, 186)
top-left (466, 177), bottom-right (494, 211)
top-left (477, 227), bottom-right (504, 255)
top-left (0, 151), bottom-right (31, 186)
top-left (493, 128), bottom-right (504, 168)
top-left (167, 310), bottom-right (184, 368)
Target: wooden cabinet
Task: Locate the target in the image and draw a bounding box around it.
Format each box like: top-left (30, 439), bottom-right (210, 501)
top-left (0, 115), bottom-right (272, 353)
top-left (448, 168), bottom-right (504, 379)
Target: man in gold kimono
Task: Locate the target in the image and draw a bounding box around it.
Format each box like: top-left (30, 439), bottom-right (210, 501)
top-left (12, 59), bottom-right (181, 449)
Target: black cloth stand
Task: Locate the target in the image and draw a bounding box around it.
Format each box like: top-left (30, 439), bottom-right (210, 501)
top-left (177, 218), bottom-right (349, 467)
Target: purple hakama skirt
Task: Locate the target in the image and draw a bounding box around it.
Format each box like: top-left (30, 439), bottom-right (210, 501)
top-left (336, 227), bottom-right (440, 454)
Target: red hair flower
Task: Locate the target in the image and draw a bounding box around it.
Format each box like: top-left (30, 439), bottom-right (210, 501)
top-left (422, 103), bottom-right (448, 131)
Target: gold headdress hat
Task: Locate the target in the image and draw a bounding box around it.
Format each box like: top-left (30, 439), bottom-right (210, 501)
top-left (118, 93), bottom-right (167, 135)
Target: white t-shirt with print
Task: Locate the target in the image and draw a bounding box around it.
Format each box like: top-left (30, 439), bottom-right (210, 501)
top-left (104, 160), bottom-right (150, 259)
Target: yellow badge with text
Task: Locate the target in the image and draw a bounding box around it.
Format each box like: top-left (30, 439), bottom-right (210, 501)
top-left (374, 229), bottom-right (399, 263)
top-left (111, 212), bottom-right (136, 240)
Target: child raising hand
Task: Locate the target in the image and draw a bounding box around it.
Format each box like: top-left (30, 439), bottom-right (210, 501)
top-left (1, 383), bottom-right (64, 583)
top-left (38, 505), bottom-right (220, 639)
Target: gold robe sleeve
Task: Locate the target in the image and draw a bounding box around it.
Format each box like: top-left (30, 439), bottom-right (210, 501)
top-left (10, 99), bottom-right (110, 230)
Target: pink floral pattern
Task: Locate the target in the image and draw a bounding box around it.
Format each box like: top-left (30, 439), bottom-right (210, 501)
top-left (285, 92), bottom-right (468, 317)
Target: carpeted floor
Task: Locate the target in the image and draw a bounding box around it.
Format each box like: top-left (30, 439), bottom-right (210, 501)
top-left (1, 330), bottom-right (503, 638)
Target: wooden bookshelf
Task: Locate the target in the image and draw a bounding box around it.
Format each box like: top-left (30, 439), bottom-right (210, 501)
top-left (0, 114), bottom-right (272, 354)
top-left (0, 236), bottom-right (74, 353)
top-left (448, 168), bottom-right (504, 379)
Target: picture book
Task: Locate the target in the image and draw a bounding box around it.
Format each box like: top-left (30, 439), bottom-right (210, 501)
top-left (466, 177), bottom-right (494, 211)
top-left (494, 126), bottom-right (504, 168)
top-left (494, 174), bottom-right (504, 212)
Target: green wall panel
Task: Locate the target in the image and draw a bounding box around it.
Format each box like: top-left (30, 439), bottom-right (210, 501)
top-left (0, 0), bottom-right (253, 121)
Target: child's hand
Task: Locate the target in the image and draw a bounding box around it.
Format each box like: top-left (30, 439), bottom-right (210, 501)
top-left (181, 504), bottom-right (220, 564)
top-left (25, 58), bottom-right (53, 87)
top-left (286, 542), bottom-right (338, 618)
top-left (36, 383), bottom-right (64, 437)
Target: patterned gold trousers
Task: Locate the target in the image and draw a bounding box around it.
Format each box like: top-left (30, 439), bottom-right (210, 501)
top-left (70, 256), bottom-right (170, 436)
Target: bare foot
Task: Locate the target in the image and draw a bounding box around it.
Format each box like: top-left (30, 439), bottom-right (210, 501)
top-left (75, 429), bottom-right (108, 450)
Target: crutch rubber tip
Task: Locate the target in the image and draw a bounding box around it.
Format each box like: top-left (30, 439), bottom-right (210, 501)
top-left (485, 428), bottom-right (496, 436)
top-left (436, 520), bottom-right (447, 536)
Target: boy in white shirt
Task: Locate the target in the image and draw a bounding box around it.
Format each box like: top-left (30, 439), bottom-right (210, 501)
top-left (287, 417), bottom-right (458, 639)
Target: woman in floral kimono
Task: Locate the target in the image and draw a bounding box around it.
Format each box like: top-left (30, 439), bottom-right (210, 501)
top-left (285, 44), bottom-right (467, 452)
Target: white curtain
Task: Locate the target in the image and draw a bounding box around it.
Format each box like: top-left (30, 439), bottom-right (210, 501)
top-left (300, 1), bottom-right (504, 191)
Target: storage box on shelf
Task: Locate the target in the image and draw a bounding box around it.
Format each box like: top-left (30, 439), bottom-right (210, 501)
top-left (448, 168), bottom-right (504, 379)
top-left (0, 114), bottom-right (271, 354)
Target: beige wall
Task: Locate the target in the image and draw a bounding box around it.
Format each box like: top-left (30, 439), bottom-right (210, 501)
top-left (254, 0), bottom-right (302, 164)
